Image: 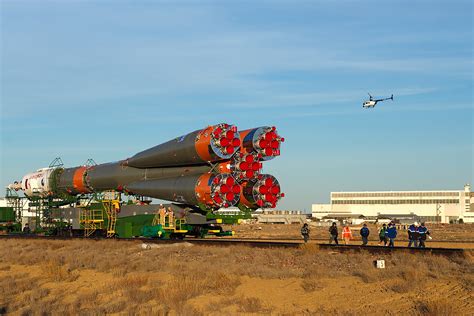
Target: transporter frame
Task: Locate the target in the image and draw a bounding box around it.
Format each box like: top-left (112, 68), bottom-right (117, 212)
top-left (0, 188), bottom-right (247, 239)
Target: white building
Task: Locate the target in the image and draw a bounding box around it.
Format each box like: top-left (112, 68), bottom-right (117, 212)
top-left (312, 184), bottom-right (473, 224)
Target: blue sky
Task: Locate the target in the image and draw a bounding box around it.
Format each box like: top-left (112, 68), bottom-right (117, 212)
top-left (1, 0), bottom-right (472, 211)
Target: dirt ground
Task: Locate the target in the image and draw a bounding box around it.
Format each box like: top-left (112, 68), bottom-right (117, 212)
top-left (226, 223), bottom-right (474, 248)
top-left (0, 238), bottom-right (473, 315)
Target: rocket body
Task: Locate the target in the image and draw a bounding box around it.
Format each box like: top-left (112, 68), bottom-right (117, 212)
top-left (9, 124), bottom-right (284, 210)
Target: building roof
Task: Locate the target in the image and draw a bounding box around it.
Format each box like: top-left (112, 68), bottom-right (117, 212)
top-left (377, 214), bottom-right (419, 219)
top-left (331, 190), bottom-right (461, 194)
top-left (323, 214), bottom-right (365, 219)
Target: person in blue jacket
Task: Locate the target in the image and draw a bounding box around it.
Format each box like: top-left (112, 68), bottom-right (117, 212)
top-left (417, 222), bottom-right (430, 248)
top-left (407, 222), bottom-right (419, 247)
top-left (385, 222), bottom-right (397, 248)
top-left (359, 223), bottom-right (370, 246)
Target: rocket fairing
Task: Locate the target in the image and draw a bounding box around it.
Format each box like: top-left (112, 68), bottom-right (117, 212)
top-left (8, 124), bottom-right (285, 210)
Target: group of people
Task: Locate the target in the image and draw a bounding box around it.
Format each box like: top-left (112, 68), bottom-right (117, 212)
top-left (327, 222), bottom-right (371, 246)
top-left (407, 222), bottom-right (431, 248)
top-left (154, 204), bottom-right (175, 226)
top-left (377, 221), bottom-right (431, 248)
top-left (300, 221), bottom-right (431, 248)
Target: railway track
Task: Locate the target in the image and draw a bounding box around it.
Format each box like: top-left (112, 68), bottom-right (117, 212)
top-left (0, 234), bottom-right (471, 256)
top-left (218, 237), bottom-right (474, 243)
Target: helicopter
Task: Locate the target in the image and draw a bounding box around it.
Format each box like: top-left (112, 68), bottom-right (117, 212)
top-left (363, 93), bottom-right (393, 108)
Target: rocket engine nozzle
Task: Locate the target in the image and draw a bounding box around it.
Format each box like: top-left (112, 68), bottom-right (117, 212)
top-left (240, 174), bottom-right (283, 209)
top-left (232, 153), bottom-right (262, 181)
top-left (208, 173), bottom-right (240, 208)
top-left (239, 126), bottom-right (284, 160)
top-left (214, 152), bottom-right (262, 182)
top-left (208, 123), bottom-right (241, 158)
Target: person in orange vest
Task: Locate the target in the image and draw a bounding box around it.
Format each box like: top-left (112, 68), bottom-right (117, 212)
top-left (166, 207), bottom-right (174, 227)
top-left (158, 204), bottom-right (166, 226)
top-left (342, 223), bottom-right (353, 245)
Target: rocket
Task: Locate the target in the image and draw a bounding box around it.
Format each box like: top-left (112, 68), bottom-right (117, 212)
top-left (8, 124), bottom-right (284, 210)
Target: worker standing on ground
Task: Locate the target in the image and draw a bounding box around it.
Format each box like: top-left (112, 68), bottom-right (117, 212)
top-left (407, 222), bottom-right (419, 247)
top-left (386, 222), bottom-right (397, 248)
top-left (329, 222), bottom-right (339, 245)
top-left (359, 223), bottom-right (370, 246)
top-left (22, 223), bottom-right (31, 234)
top-left (301, 223), bottom-right (310, 243)
top-left (6, 220), bottom-right (13, 233)
top-left (417, 222), bottom-right (431, 248)
top-left (342, 223), bottom-right (353, 245)
top-left (378, 223), bottom-right (388, 246)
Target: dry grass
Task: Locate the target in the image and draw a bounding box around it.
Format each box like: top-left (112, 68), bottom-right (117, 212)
top-left (301, 278), bottom-right (324, 292)
top-left (0, 264), bottom-right (10, 271)
top-left (0, 238), bottom-right (472, 315)
top-left (43, 261), bottom-right (79, 282)
top-left (237, 297), bottom-right (268, 313)
top-left (416, 298), bottom-right (462, 315)
top-left (389, 279), bottom-right (412, 293)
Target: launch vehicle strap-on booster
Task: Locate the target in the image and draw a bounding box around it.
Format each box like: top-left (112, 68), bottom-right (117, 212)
top-left (8, 123), bottom-right (284, 210)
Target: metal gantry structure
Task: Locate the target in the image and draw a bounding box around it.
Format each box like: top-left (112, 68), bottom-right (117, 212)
top-left (102, 191), bottom-right (121, 238)
top-left (76, 191), bottom-right (121, 238)
top-left (5, 188), bottom-right (26, 223)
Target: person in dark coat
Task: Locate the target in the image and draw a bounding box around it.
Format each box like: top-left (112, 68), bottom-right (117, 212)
top-left (378, 224), bottom-right (388, 246)
top-left (301, 223), bottom-right (310, 243)
top-left (329, 222), bottom-right (338, 245)
top-left (407, 222), bottom-right (419, 247)
top-left (22, 223), bottom-right (31, 234)
top-left (385, 223), bottom-right (397, 248)
top-left (417, 222), bottom-right (431, 248)
top-left (359, 223), bottom-right (370, 246)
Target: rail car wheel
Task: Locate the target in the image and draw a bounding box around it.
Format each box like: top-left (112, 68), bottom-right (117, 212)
top-left (191, 226), bottom-right (203, 238)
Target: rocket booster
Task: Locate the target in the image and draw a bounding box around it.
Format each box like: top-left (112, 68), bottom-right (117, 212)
top-left (8, 124), bottom-right (284, 210)
top-left (125, 123), bottom-right (241, 168)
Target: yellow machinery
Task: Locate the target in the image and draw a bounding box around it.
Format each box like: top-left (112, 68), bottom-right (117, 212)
top-left (79, 191), bottom-right (120, 237)
top-left (152, 206), bottom-right (187, 236)
top-left (102, 191), bottom-right (121, 238)
top-left (79, 207), bottom-right (104, 237)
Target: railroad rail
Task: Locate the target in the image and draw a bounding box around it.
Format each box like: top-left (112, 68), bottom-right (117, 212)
top-left (0, 234), bottom-right (470, 256)
top-left (218, 237), bottom-right (474, 243)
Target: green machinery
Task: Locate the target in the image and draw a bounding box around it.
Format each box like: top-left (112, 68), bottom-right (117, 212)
top-left (0, 206), bottom-right (21, 233)
top-left (1, 189), bottom-right (25, 233)
top-left (117, 213), bottom-right (237, 239)
top-left (74, 190), bottom-right (248, 239)
top-left (2, 186), bottom-right (250, 239)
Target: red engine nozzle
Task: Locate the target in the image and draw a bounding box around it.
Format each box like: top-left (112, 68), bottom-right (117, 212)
top-left (256, 127), bottom-right (284, 160)
top-left (238, 126), bottom-right (284, 160)
top-left (210, 123), bottom-right (241, 158)
top-left (210, 174), bottom-right (240, 208)
top-left (240, 174), bottom-right (283, 209)
top-left (230, 153), bottom-right (262, 181)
